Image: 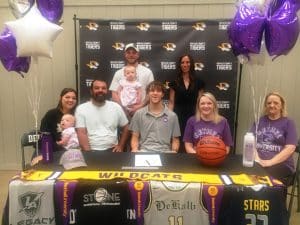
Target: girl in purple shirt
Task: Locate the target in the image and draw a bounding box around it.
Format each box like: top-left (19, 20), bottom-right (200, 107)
top-left (183, 92), bottom-right (233, 154)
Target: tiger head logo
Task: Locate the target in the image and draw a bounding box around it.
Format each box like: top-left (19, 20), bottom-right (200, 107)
top-left (85, 22), bottom-right (99, 31)
top-left (136, 23), bottom-right (150, 31)
top-left (192, 22), bottom-right (206, 31)
top-left (112, 42), bottom-right (125, 51)
top-left (163, 43), bottom-right (176, 51)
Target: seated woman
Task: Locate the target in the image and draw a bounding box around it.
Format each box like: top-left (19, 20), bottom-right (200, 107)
top-left (31, 88), bottom-right (77, 165)
top-left (183, 92), bottom-right (233, 154)
top-left (40, 87), bottom-right (77, 150)
top-left (250, 92), bottom-right (298, 185)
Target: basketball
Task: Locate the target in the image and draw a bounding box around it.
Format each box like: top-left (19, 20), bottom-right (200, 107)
top-left (196, 136), bottom-right (227, 167)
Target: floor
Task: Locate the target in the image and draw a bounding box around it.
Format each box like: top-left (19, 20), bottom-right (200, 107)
top-left (0, 171), bottom-right (19, 223)
top-left (0, 170), bottom-right (299, 224)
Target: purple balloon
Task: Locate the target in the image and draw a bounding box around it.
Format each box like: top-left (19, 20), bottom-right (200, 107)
top-left (267, 0), bottom-right (285, 16)
top-left (228, 3), bottom-right (266, 57)
top-left (268, 0), bottom-right (300, 16)
top-left (0, 28), bottom-right (31, 77)
top-left (291, 0), bottom-right (300, 11)
top-left (265, 0), bottom-right (300, 57)
top-left (37, 0), bottom-right (63, 23)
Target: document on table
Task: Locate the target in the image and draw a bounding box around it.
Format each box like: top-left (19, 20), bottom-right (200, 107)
top-left (135, 154), bottom-right (162, 167)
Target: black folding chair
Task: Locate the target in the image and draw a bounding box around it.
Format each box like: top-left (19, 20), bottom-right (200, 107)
top-left (287, 141), bottom-right (300, 218)
top-left (20, 130), bottom-right (41, 170)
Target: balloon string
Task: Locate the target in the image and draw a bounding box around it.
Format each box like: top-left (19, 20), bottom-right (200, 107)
top-left (263, 70), bottom-right (270, 101)
top-left (25, 56), bottom-right (43, 155)
top-left (248, 66), bottom-right (257, 123)
top-left (248, 65), bottom-right (260, 144)
top-left (247, 62), bottom-right (271, 144)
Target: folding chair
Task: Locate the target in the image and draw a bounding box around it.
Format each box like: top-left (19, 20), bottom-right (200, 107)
top-left (287, 141), bottom-right (300, 218)
top-left (20, 130), bottom-right (41, 170)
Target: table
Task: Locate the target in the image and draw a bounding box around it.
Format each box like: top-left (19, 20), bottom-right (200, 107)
top-left (3, 152), bottom-right (289, 225)
top-left (35, 151), bottom-right (265, 173)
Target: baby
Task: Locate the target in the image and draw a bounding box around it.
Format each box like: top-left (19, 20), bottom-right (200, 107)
top-left (57, 114), bottom-right (79, 150)
top-left (117, 65), bottom-right (142, 114)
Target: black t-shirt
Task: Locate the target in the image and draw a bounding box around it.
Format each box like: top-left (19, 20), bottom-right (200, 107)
top-left (217, 185), bottom-right (288, 225)
top-left (169, 77), bottom-right (205, 133)
top-left (55, 180), bottom-right (138, 225)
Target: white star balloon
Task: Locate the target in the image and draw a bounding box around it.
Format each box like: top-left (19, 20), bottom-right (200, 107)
top-left (5, 5), bottom-right (63, 58)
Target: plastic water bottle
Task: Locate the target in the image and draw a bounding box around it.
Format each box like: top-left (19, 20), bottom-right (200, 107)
top-left (41, 132), bottom-right (53, 163)
top-left (243, 132), bottom-right (255, 167)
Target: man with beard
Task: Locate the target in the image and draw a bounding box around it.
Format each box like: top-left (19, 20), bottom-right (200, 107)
top-left (109, 43), bottom-right (154, 117)
top-left (75, 80), bottom-right (129, 151)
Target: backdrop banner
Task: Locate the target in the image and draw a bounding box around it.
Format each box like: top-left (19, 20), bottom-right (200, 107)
top-left (78, 19), bottom-right (238, 134)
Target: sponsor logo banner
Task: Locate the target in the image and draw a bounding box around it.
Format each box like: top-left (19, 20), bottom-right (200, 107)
top-left (78, 19), bottom-right (238, 133)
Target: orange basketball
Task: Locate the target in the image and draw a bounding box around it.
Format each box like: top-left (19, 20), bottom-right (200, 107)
top-left (196, 136), bottom-right (227, 167)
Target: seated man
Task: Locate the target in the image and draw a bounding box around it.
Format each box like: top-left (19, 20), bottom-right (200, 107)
top-left (129, 81), bottom-right (181, 153)
top-left (75, 79), bottom-right (129, 152)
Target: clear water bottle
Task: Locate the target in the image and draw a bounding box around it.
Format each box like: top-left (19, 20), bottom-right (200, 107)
top-left (41, 132), bottom-right (53, 163)
top-left (243, 132), bottom-right (255, 167)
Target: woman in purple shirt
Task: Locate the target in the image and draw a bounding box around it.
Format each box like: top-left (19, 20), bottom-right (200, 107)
top-left (183, 92), bottom-right (233, 154)
top-left (251, 92), bottom-right (298, 185)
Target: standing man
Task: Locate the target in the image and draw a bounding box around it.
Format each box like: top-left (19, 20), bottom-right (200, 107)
top-left (109, 43), bottom-right (154, 116)
top-left (129, 81), bottom-right (181, 153)
top-left (75, 79), bottom-right (129, 151)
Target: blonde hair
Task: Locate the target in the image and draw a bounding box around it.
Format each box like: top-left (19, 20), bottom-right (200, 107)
top-left (195, 92), bottom-right (223, 123)
top-left (263, 91), bottom-right (287, 117)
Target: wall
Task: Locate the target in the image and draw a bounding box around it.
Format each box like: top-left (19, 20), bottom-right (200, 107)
top-left (0, 0), bottom-right (299, 169)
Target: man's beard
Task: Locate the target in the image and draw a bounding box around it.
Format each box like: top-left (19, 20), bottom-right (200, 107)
top-left (127, 59), bottom-right (138, 65)
top-left (92, 93), bottom-right (107, 103)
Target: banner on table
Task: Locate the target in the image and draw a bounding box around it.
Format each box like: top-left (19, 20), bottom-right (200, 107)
top-left (20, 170), bottom-right (282, 186)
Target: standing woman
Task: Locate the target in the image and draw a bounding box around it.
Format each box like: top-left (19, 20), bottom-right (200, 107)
top-left (183, 92), bottom-right (233, 154)
top-left (169, 54), bottom-right (205, 152)
top-left (40, 88), bottom-right (77, 150)
top-left (250, 92), bottom-right (298, 185)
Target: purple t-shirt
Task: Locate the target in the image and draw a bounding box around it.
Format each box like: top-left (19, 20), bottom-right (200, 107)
top-left (183, 116), bottom-right (233, 147)
top-left (250, 116), bottom-right (298, 171)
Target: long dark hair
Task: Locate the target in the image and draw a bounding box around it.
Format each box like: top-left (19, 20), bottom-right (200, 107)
top-left (175, 54), bottom-right (195, 89)
top-left (56, 88), bottom-right (78, 114)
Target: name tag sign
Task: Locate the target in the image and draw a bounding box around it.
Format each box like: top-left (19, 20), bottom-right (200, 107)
top-left (135, 154), bottom-right (162, 167)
